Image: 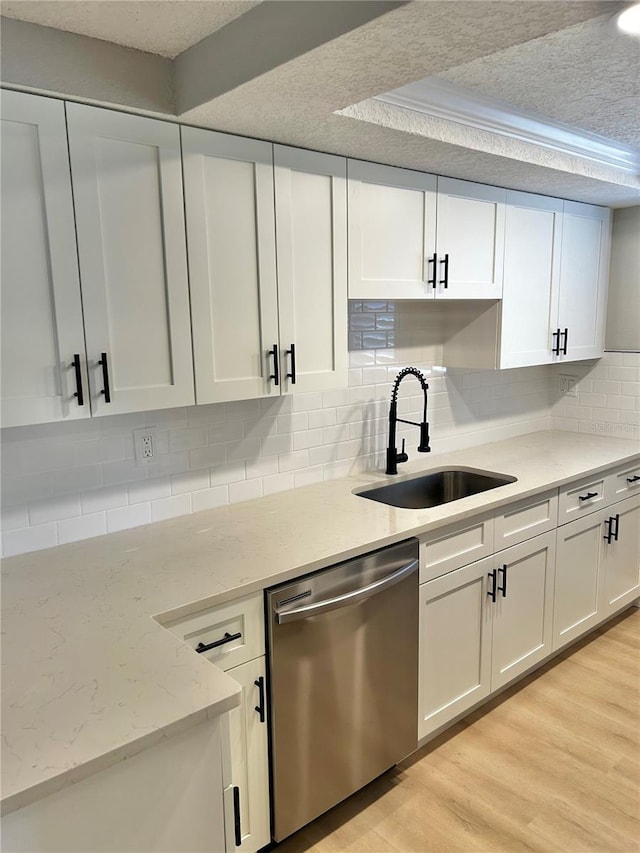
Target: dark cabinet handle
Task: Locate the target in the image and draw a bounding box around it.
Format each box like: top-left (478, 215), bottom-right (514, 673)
top-left (427, 253), bottom-right (437, 288)
top-left (286, 343), bottom-right (296, 385)
top-left (195, 631), bottom-right (241, 654)
top-left (604, 516), bottom-right (613, 544)
top-left (579, 492), bottom-right (598, 502)
top-left (268, 344), bottom-right (279, 386)
top-left (487, 569), bottom-right (497, 603)
top-left (562, 328), bottom-right (568, 356)
top-left (604, 514), bottom-right (620, 544)
top-left (254, 676), bottom-right (265, 723)
top-left (626, 475), bottom-right (640, 484)
top-left (551, 329), bottom-right (560, 356)
top-left (98, 352), bottom-right (111, 403)
top-left (612, 513), bottom-right (620, 542)
top-left (497, 564), bottom-right (507, 598)
top-left (233, 786), bottom-right (241, 847)
top-left (72, 354), bottom-right (84, 406)
top-left (439, 253), bottom-right (449, 288)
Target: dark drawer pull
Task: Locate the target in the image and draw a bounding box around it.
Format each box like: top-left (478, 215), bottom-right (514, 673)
top-left (487, 569), bottom-right (497, 603)
top-left (561, 327), bottom-right (568, 356)
top-left (268, 344), bottom-right (279, 386)
top-left (427, 253), bottom-right (437, 288)
top-left (439, 253), bottom-right (449, 288)
top-left (286, 343), bottom-right (296, 385)
top-left (497, 564), bottom-right (507, 598)
top-left (578, 492), bottom-right (598, 502)
top-left (72, 354), bottom-right (84, 406)
top-left (98, 352), bottom-right (111, 403)
top-left (551, 329), bottom-right (560, 356)
top-left (627, 475), bottom-right (640, 484)
top-left (612, 513), bottom-right (620, 542)
top-left (254, 676), bottom-right (265, 723)
top-left (195, 631), bottom-right (241, 654)
top-left (233, 785), bottom-right (241, 847)
top-left (604, 516), bottom-right (615, 544)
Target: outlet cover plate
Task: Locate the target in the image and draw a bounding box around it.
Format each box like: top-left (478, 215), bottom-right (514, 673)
top-left (134, 428), bottom-right (157, 465)
top-left (559, 374), bottom-right (578, 397)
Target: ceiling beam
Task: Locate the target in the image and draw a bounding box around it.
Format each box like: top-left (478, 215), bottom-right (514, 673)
top-left (174, 0), bottom-right (407, 115)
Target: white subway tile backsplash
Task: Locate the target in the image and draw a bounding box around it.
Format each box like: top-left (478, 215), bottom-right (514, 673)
top-left (128, 478), bottom-right (171, 505)
top-left (229, 478), bottom-right (263, 504)
top-left (151, 494), bottom-right (192, 522)
top-left (263, 472), bottom-right (295, 496)
top-left (191, 485), bottom-right (229, 513)
top-left (0, 506), bottom-right (29, 531)
top-left (1, 523), bottom-right (58, 557)
top-left (58, 512), bottom-right (107, 545)
top-left (106, 503), bottom-right (151, 533)
top-left (7, 347), bottom-right (619, 557)
top-left (29, 495), bottom-right (81, 525)
top-left (171, 470), bottom-right (210, 496)
top-left (81, 486), bottom-right (128, 515)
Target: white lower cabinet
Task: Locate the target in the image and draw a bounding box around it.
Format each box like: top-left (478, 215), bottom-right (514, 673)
top-left (553, 492), bottom-right (640, 650)
top-left (164, 592), bottom-right (270, 853)
top-left (419, 531), bottom-right (556, 740)
top-left (225, 657), bottom-right (271, 853)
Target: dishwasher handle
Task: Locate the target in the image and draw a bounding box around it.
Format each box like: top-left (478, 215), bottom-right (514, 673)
top-left (275, 557), bottom-right (418, 624)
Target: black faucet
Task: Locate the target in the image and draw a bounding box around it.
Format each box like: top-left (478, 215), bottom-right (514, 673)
top-left (386, 367), bottom-right (431, 475)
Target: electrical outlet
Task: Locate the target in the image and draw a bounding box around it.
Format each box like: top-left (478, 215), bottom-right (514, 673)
top-left (134, 428), bottom-right (157, 465)
top-left (559, 374), bottom-right (578, 397)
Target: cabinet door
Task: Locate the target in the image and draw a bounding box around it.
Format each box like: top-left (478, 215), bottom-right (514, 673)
top-left (553, 510), bottom-right (606, 651)
top-left (1, 91), bottom-right (89, 427)
top-left (556, 201), bottom-right (610, 361)
top-left (435, 177), bottom-right (505, 299)
top-left (66, 104), bottom-right (194, 415)
top-left (418, 557), bottom-right (493, 740)
top-left (227, 657), bottom-right (270, 853)
top-left (182, 128), bottom-right (279, 404)
top-left (600, 494), bottom-right (640, 617)
top-left (275, 146), bottom-right (348, 394)
top-left (490, 532), bottom-right (556, 690)
top-left (347, 160), bottom-right (437, 299)
top-left (499, 192), bottom-right (562, 368)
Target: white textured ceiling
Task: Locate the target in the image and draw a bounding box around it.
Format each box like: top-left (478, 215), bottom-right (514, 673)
top-left (438, 15), bottom-right (640, 147)
top-left (1, 0), bottom-right (638, 205)
top-left (0, 0), bottom-right (261, 58)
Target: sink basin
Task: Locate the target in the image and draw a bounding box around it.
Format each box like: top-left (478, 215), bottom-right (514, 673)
top-left (356, 468), bottom-right (517, 510)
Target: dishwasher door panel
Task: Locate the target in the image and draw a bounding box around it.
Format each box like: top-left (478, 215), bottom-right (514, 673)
top-left (267, 542), bottom-right (418, 842)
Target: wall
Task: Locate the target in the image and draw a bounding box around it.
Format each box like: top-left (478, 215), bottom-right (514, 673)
top-left (0, 301), bottom-right (552, 557)
top-left (605, 205), bottom-right (640, 352)
top-left (552, 351), bottom-right (640, 439)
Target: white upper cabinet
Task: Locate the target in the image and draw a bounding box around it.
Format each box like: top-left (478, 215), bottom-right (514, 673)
top-left (182, 128), bottom-right (279, 404)
top-left (347, 164), bottom-right (505, 300)
top-left (435, 177), bottom-right (506, 299)
top-left (556, 201), bottom-right (611, 361)
top-left (348, 160), bottom-right (437, 300)
top-left (274, 145), bottom-right (347, 394)
top-left (66, 104), bottom-right (195, 416)
top-left (183, 132), bottom-right (347, 403)
top-left (499, 192), bottom-right (563, 368)
top-left (1, 90), bottom-right (89, 427)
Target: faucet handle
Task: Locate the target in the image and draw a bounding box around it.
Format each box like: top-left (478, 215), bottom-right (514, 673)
top-left (397, 438), bottom-right (408, 464)
top-left (418, 422), bottom-right (431, 453)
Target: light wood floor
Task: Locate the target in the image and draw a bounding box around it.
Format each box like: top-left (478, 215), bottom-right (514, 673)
top-left (276, 608), bottom-right (640, 853)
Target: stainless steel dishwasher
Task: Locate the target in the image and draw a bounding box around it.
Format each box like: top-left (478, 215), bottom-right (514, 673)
top-left (266, 538), bottom-right (418, 842)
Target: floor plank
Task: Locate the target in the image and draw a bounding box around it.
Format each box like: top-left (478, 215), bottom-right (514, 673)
top-left (276, 608), bottom-right (640, 853)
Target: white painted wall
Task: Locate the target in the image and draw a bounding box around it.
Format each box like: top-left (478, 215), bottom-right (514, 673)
top-left (605, 206), bottom-right (640, 353)
top-left (0, 301), bottom-right (552, 557)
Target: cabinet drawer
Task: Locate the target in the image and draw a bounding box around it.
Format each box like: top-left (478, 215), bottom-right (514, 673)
top-left (420, 513), bottom-right (494, 582)
top-left (605, 461), bottom-right (640, 503)
top-left (165, 592), bottom-right (264, 671)
top-left (558, 474), bottom-right (608, 523)
top-left (494, 490), bottom-right (558, 550)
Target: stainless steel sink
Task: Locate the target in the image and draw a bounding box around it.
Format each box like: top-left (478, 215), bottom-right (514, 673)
top-left (356, 468), bottom-right (517, 510)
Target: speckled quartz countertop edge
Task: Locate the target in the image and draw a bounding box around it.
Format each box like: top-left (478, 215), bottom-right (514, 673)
top-left (2, 430), bottom-right (639, 816)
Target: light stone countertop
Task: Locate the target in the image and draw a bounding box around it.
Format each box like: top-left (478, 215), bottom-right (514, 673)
top-left (2, 430), bottom-right (639, 815)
